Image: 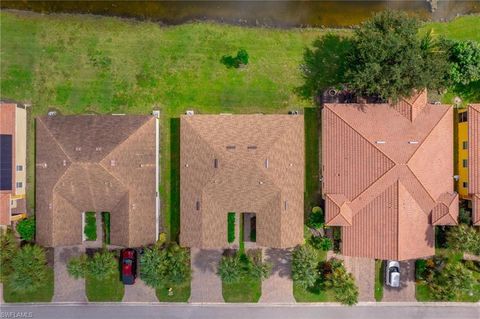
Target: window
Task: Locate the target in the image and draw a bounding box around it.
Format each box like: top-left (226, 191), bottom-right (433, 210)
top-left (16, 182), bottom-right (22, 188)
top-left (462, 141), bottom-right (468, 150)
top-left (16, 165), bottom-right (23, 171)
top-left (458, 111), bottom-right (468, 123)
top-left (463, 182), bottom-right (468, 188)
top-left (463, 159), bottom-right (468, 168)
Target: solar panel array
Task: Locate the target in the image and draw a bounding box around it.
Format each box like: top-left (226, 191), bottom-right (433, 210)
top-left (0, 134), bottom-right (13, 190)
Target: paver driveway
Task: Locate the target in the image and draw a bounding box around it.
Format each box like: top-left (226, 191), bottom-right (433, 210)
top-left (123, 279), bottom-right (157, 302)
top-left (189, 248), bottom-right (224, 303)
top-left (259, 248), bottom-right (295, 303)
top-left (382, 260), bottom-right (416, 301)
top-left (53, 246), bottom-right (87, 302)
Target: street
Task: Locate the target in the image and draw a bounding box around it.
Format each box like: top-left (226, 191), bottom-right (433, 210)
top-left (1, 302), bottom-right (479, 319)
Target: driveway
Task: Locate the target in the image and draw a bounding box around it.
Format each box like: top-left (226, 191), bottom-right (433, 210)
top-left (122, 279), bottom-right (157, 302)
top-left (53, 246), bottom-right (87, 302)
top-left (382, 260), bottom-right (416, 301)
top-left (259, 248), bottom-right (295, 303)
top-left (189, 248), bottom-right (224, 303)
top-left (328, 252), bottom-right (375, 302)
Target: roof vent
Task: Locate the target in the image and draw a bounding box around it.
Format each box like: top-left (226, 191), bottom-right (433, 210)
top-left (259, 181), bottom-right (264, 185)
top-left (95, 147), bottom-right (102, 151)
top-left (247, 145), bottom-right (257, 150)
top-left (75, 146), bottom-right (82, 151)
top-left (408, 141), bottom-right (419, 144)
top-left (284, 200), bottom-right (288, 211)
top-left (110, 160), bottom-right (117, 167)
top-left (214, 159), bottom-right (218, 168)
top-left (185, 163), bottom-right (189, 168)
top-left (265, 159), bottom-right (269, 168)
top-left (289, 163), bottom-right (294, 167)
top-left (226, 145), bottom-right (236, 150)
top-left (375, 141), bottom-right (386, 144)
top-left (196, 201), bottom-right (200, 211)
top-left (62, 160), bottom-right (67, 166)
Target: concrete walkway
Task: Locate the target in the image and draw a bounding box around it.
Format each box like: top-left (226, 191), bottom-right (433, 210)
top-left (123, 279), bottom-right (157, 302)
top-left (259, 248), bottom-right (295, 303)
top-left (383, 260), bottom-right (416, 302)
top-left (189, 248), bottom-right (224, 303)
top-left (53, 246), bottom-right (87, 302)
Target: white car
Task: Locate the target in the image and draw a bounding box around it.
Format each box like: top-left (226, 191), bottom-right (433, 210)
top-left (385, 260), bottom-right (400, 288)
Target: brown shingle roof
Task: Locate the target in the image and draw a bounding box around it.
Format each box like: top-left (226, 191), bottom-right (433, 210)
top-left (180, 115), bottom-right (304, 249)
top-left (35, 115), bottom-right (157, 247)
top-left (323, 91), bottom-right (458, 260)
top-left (469, 104), bottom-right (480, 225)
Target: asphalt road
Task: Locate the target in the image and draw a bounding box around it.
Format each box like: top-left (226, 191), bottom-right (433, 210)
top-left (1, 303), bottom-right (479, 319)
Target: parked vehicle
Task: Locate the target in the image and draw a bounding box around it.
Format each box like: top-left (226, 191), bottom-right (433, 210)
top-left (120, 249), bottom-right (137, 285)
top-left (385, 260), bottom-right (400, 288)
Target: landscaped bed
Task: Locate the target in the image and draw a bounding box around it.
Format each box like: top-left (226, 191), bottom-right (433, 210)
top-left (374, 259), bottom-right (384, 301)
top-left (3, 267), bottom-right (54, 302)
top-left (227, 212), bottom-right (235, 244)
top-left (85, 273), bottom-right (124, 302)
top-left (84, 212), bottom-right (97, 241)
top-left (156, 281), bottom-right (191, 302)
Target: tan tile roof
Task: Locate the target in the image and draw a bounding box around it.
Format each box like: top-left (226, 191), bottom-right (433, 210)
top-left (180, 115), bottom-right (304, 249)
top-left (469, 104), bottom-right (480, 225)
top-left (323, 91), bottom-right (458, 260)
top-left (35, 115), bottom-right (157, 247)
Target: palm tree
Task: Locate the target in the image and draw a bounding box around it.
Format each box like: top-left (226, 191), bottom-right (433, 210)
top-left (9, 245), bottom-right (48, 292)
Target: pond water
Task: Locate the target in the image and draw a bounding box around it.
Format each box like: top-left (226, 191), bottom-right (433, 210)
top-left (1, 1), bottom-right (479, 27)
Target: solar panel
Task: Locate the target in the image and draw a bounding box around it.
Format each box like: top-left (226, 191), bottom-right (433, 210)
top-left (0, 134), bottom-right (13, 190)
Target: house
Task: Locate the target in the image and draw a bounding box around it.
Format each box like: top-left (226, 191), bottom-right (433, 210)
top-left (0, 102), bottom-right (27, 227)
top-left (35, 114), bottom-right (159, 247)
top-left (180, 114), bottom-right (304, 249)
top-left (468, 104), bottom-right (480, 226)
top-left (322, 90), bottom-right (458, 260)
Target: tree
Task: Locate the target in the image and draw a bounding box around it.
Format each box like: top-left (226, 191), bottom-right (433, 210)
top-left (446, 225), bottom-right (480, 256)
top-left (297, 33), bottom-right (353, 100)
top-left (444, 39), bottom-right (480, 86)
top-left (291, 245), bottom-right (318, 289)
top-left (217, 255), bottom-right (243, 283)
top-left (429, 262), bottom-right (476, 301)
top-left (87, 250), bottom-right (117, 280)
top-left (346, 10), bottom-right (448, 101)
top-left (67, 254), bottom-right (88, 279)
top-left (16, 217), bottom-right (35, 242)
top-left (307, 206), bottom-right (324, 229)
top-left (9, 245), bottom-right (48, 292)
top-left (324, 259), bottom-right (359, 305)
top-left (0, 228), bottom-right (18, 280)
top-left (140, 243), bottom-right (191, 288)
top-left (310, 236), bottom-right (333, 251)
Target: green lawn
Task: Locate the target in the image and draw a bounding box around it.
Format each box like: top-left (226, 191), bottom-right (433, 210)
top-left (156, 281), bottom-right (191, 302)
top-left (222, 274), bottom-right (261, 303)
top-left (304, 107), bottom-right (320, 211)
top-left (374, 260), bottom-right (384, 302)
top-left (85, 274), bottom-right (125, 302)
top-left (3, 267), bottom-right (54, 302)
top-left (293, 282), bottom-right (336, 302)
top-left (1, 11), bottom-right (479, 239)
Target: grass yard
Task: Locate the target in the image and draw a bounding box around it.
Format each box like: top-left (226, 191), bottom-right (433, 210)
top-left (293, 282), bottom-right (336, 302)
top-left (374, 260), bottom-right (384, 302)
top-left (1, 11), bottom-right (479, 240)
top-left (85, 273), bottom-right (125, 302)
top-left (304, 107), bottom-right (320, 211)
top-left (222, 274), bottom-right (261, 303)
top-left (156, 281), bottom-right (191, 302)
top-left (3, 267), bottom-right (54, 302)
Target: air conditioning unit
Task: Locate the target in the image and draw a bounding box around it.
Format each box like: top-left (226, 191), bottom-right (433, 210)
top-left (186, 110), bottom-right (194, 116)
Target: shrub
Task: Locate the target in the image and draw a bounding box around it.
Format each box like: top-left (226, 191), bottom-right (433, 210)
top-left (9, 245), bottom-right (48, 292)
top-left (16, 217), bottom-right (35, 242)
top-left (309, 236), bottom-right (333, 251)
top-left (218, 250), bottom-right (271, 283)
top-left (446, 224), bottom-right (480, 255)
top-left (307, 206), bottom-right (324, 229)
top-left (0, 228), bottom-right (18, 280)
top-left (67, 255), bottom-right (88, 279)
top-left (415, 259), bottom-right (427, 280)
top-left (84, 212), bottom-right (97, 241)
top-left (87, 250), bottom-right (117, 280)
top-left (101, 212), bottom-right (110, 244)
top-left (444, 39), bottom-right (480, 86)
top-left (291, 245), bottom-right (318, 289)
top-left (324, 259), bottom-right (359, 305)
top-left (227, 213), bottom-right (235, 243)
top-left (429, 261), bottom-right (475, 301)
top-left (458, 207), bottom-right (471, 225)
top-left (218, 255), bottom-right (243, 284)
top-left (221, 49), bottom-right (249, 69)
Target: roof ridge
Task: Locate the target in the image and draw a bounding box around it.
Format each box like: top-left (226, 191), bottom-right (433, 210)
top-left (37, 117), bottom-right (73, 163)
top-left (404, 165), bottom-right (436, 209)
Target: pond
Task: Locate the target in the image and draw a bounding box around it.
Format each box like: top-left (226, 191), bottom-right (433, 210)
top-left (1, 0), bottom-right (479, 27)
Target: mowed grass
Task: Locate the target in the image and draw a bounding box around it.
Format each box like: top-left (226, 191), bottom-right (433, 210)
top-left (222, 274), bottom-right (261, 303)
top-left (1, 11), bottom-right (479, 239)
top-left (374, 259), bottom-right (384, 302)
top-left (156, 281), bottom-right (191, 302)
top-left (3, 267), bottom-right (54, 302)
top-left (85, 273), bottom-right (125, 302)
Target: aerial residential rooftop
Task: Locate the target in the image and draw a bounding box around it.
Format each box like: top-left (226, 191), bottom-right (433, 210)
top-left (468, 104), bottom-right (480, 226)
top-left (180, 114), bottom-right (304, 249)
top-left (322, 90), bottom-right (459, 260)
top-left (35, 115), bottom-right (158, 247)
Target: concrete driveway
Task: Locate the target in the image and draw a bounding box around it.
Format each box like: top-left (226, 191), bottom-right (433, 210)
top-left (259, 248), bottom-right (295, 303)
top-left (122, 279), bottom-right (157, 302)
top-left (53, 246), bottom-right (87, 302)
top-left (189, 248), bottom-right (224, 303)
top-left (382, 260), bottom-right (416, 302)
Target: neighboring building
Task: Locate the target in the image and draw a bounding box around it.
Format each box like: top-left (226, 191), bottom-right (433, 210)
top-left (180, 114), bottom-right (304, 249)
top-left (457, 108), bottom-right (469, 198)
top-left (322, 90), bottom-right (458, 260)
top-left (36, 115), bottom-right (159, 247)
top-left (0, 102), bottom-right (27, 227)
top-left (468, 104), bottom-right (480, 226)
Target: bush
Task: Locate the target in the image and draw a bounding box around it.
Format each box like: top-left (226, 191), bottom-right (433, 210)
top-left (101, 212), bottom-right (110, 244)
top-left (67, 255), bottom-right (88, 279)
top-left (218, 255), bottom-right (243, 284)
top-left (307, 206), bottom-right (324, 229)
top-left (9, 245), bottom-right (49, 292)
top-left (227, 213), bottom-right (235, 243)
top-left (444, 39), bottom-right (480, 86)
top-left (292, 245), bottom-right (318, 289)
top-left (87, 250), bottom-right (117, 280)
top-left (221, 49), bottom-right (249, 69)
top-left (218, 251), bottom-right (271, 283)
top-left (446, 224), bottom-right (480, 255)
top-left (458, 207), bottom-right (471, 225)
top-left (415, 259), bottom-right (427, 280)
top-left (16, 217), bottom-right (35, 241)
top-left (84, 212), bottom-right (97, 241)
top-left (0, 228), bottom-right (18, 280)
top-left (429, 261), bottom-right (475, 301)
top-left (309, 236), bottom-right (333, 251)
top-left (324, 259), bottom-right (359, 305)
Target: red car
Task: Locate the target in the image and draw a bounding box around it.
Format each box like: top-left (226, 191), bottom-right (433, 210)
top-left (120, 249), bottom-right (137, 285)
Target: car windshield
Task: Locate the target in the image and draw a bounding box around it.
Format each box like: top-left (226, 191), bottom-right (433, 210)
top-left (124, 259), bottom-right (133, 265)
top-left (391, 267), bottom-right (399, 273)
